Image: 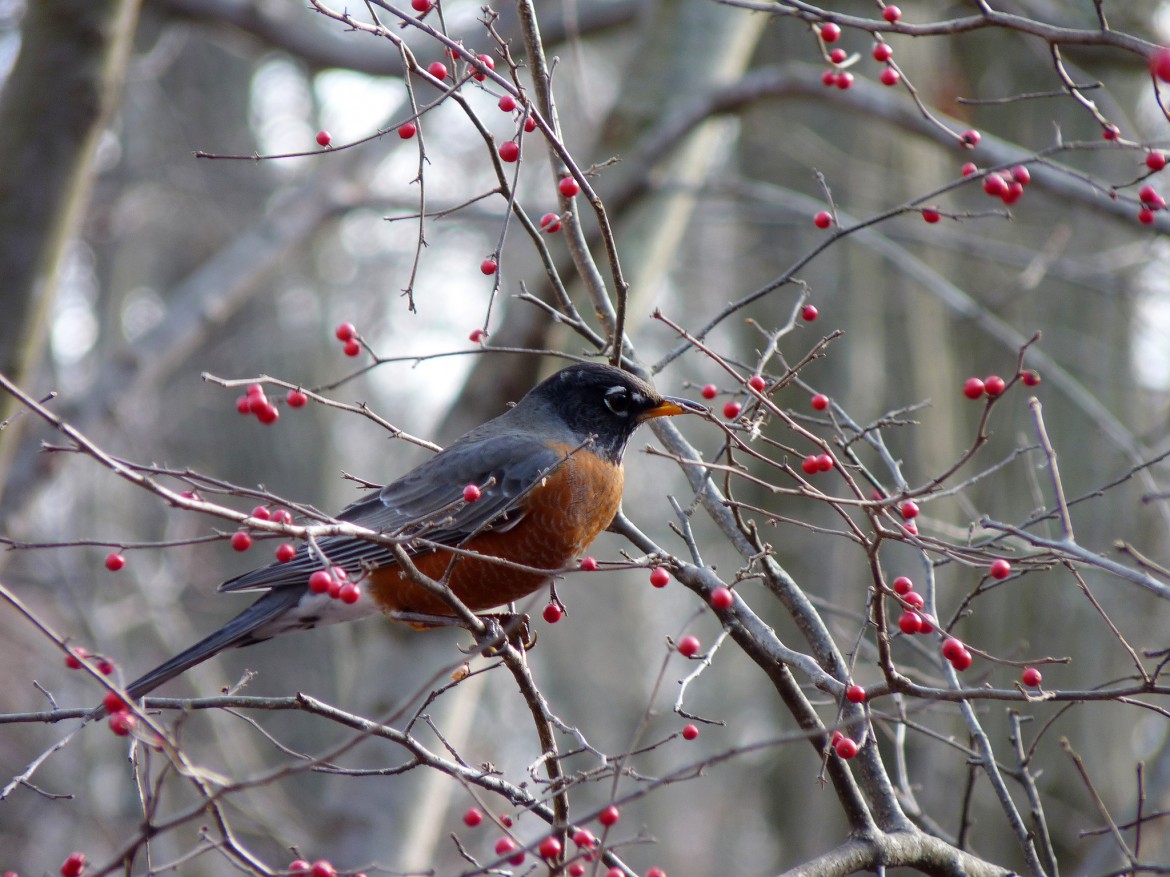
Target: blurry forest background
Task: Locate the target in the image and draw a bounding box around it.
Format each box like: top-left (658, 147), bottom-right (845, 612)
top-left (2, 1), bottom-right (1170, 876)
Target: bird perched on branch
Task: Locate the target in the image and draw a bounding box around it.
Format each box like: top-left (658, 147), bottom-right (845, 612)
top-left (115, 362), bottom-right (703, 704)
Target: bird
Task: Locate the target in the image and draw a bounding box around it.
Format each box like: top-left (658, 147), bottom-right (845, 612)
top-left (115, 362), bottom-right (704, 704)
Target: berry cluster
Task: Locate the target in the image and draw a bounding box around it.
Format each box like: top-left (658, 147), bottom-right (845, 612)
top-left (287, 859), bottom-right (367, 877)
top-left (830, 729), bottom-right (859, 759)
top-left (1137, 183), bottom-right (1166, 225)
top-left (64, 646), bottom-right (116, 676)
top-left (334, 322), bottom-right (362, 357)
top-left (102, 690), bottom-right (137, 737)
top-left (801, 453), bottom-right (835, 474)
top-left (976, 164), bottom-right (1031, 206)
top-left (308, 566), bottom-right (362, 604)
top-left (962, 373), bottom-right (1006, 399)
top-left (458, 804), bottom-right (626, 875)
top-left (941, 636), bottom-right (973, 672)
top-left (234, 383), bottom-right (280, 424)
top-left (893, 576), bottom-right (937, 637)
top-left (818, 10), bottom-right (902, 90)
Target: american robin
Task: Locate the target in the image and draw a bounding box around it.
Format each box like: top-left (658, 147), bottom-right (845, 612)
top-left (117, 363), bottom-right (703, 702)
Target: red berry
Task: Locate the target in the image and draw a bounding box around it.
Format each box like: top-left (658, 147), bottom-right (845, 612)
top-left (338, 582), bottom-right (361, 604)
top-left (982, 173), bottom-right (1008, 197)
top-left (960, 162), bottom-right (978, 176)
top-left (411, 0), bottom-right (431, 10)
top-left (579, 556), bottom-right (599, 571)
top-left (231, 531), bottom-right (252, 552)
top-left (816, 454), bottom-right (834, 472)
top-left (902, 590), bottom-right (924, 610)
top-left (398, 122), bottom-right (416, 139)
top-left (499, 815), bottom-right (513, 827)
top-left (463, 807), bottom-right (483, 826)
top-left (236, 395), bottom-right (250, 414)
top-left (983, 374), bottom-right (1006, 397)
top-left (710, 586), bottom-right (733, 610)
top-left (892, 576), bottom-right (913, 595)
top-left (801, 304), bottom-right (819, 321)
top-left (473, 53), bottom-right (495, 81)
top-left (801, 454), bottom-right (819, 475)
top-left (343, 339), bottom-right (362, 357)
top-left (701, 383), bottom-right (718, 399)
top-left (1139, 184), bottom-right (1165, 208)
top-left (524, 116), bottom-right (537, 133)
top-left (903, 520), bottom-right (918, 536)
top-left (538, 837), bottom-right (563, 860)
top-left (427, 61), bottom-right (448, 80)
top-left (248, 393), bottom-right (269, 415)
top-left (559, 176), bottom-right (581, 197)
top-left (105, 551), bottom-right (125, 571)
top-left (310, 861), bottom-right (336, 877)
top-left (108, 712), bottom-right (136, 736)
top-left (309, 570), bottom-right (333, 594)
top-left (880, 68), bottom-right (901, 87)
top-left (1011, 165), bottom-right (1031, 186)
top-left (569, 865), bottom-right (586, 877)
top-left (335, 322), bottom-right (356, 341)
top-left (898, 610), bottom-right (923, 635)
top-left (1146, 151), bottom-right (1167, 171)
top-left (834, 737), bottom-right (858, 759)
top-left (990, 558), bottom-right (1012, 579)
top-left (1103, 124), bottom-right (1120, 141)
top-left (493, 837), bottom-right (520, 864)
top-left (257, 403), bottom-right (280, 424)
top-left (66, 646), bottom-right (89, 670)
top-left (941, 637), bottom-right (966, 662)
top-left (540, 212), bottom-right (562, 233)
top-left (830, 730), bottom-right (844, 746)
top-left (899, 500), bottom-right (919, 520)
top-left (963, 377), bottom-right (986, 399)
top-left (882, 5), bottom-right (901, 22)
top-left (103, 690), bottom-right (129, 714)
top-left (677, 634), bottom-right (700, 657)
top-left (250, 505), bottom-right (271, 520)
top-left (271, 509), bottom-right (293, 524)
top-left (1003, 180), bottom-right (1025, 204)
top-left (822, 70), bottom-right (839, 87)
top-left (872, 42), bottom-right (893, 62)
top-left (845, 684), bottom-right (866, 703)
top-left (951, 647), bottom-right (973, 671)
top-left (1152, 48), bottom-right (1170, 82)
top-left (275, 543), bottom-right (296, 563)
top-left (497, 94), bottom-right (516, 112)
top-left (918, 613), bottom-right (936, 634)
top-left (960, 129), bottom-right (981, 148)
top-left (289, 861), bottom-right (312, 874)
top-left (819, 22), bottom-right (841, 42)
top-left (682, 723), bottom-right (700, 740)
top-left (811, 393), bottom-right (829, 411)
top-left (598, 804), bottom-right (620, 826)
top-left (97, 658), bottom-right (115, 675)
top-left (723, 401), bottom-right (742, 419)
top-left (469, 328), bottom-right (486, 343)
top-left (315, 130), bottom-right (332, 147)
top-left (572, 829), bottom-right (597, 848)
top-left (646, 869), bottom-right (667, 877)
top-left (60, 852), bottom-right (87, 877)
top-left (1021, 369), bottom-right (1041, 386)
top-left (829, 48), bottom-right (847, 64)
top-left (498, 141), bottom-right (520, 162)
top-left (835, 72), bottom-right (854, 89)
top-left (921, 207), bottom-right (940, 223)
top-left (649, 567), bottom-right (670, 588)
top-left (286, 389), bottom-right (308, 408)
top-left (813, 210), bottom-right (833, 229)
top-left (462, 484), bottom-right (481, 503)
top-left (1022, 667), bottom-right (1043, 687)
top-left (749, 375), bottom-right (766, 392)
top-left (542, 602), bottom-right (563, 624)
top-left (1139, 208), bottom-right (1157, 225)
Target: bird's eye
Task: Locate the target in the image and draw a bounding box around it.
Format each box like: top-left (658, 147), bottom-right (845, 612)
top-left (604, 386), bottom-right (631, 416)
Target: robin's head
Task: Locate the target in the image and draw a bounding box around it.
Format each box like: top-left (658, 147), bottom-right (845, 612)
top-left (519, 363), bottom-right (704, 463)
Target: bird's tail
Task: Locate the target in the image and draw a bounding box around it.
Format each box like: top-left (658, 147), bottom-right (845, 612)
top-left (113, 588), bottom-right (306, 708)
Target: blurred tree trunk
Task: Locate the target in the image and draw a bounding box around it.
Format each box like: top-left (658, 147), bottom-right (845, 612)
top-left (0, 0), bottom-right (142, 498)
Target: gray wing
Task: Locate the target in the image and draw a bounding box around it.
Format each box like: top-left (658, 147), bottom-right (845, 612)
top-left (219, 432), bottom-right (566, 593)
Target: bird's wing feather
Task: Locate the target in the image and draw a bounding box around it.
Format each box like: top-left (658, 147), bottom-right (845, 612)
top-left (219, 433), bottom-right (566, 593)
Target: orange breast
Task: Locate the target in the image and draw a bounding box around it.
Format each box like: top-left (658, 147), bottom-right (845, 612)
top-left (367, 444), bottom-right (623, 617)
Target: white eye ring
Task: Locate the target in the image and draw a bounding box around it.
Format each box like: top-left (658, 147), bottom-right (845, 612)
top-left (604, 386), bottom-right (631, 416)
